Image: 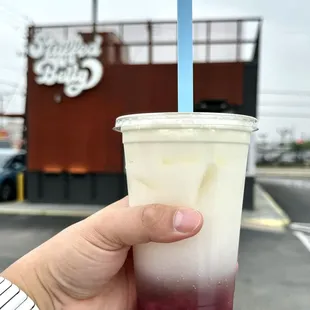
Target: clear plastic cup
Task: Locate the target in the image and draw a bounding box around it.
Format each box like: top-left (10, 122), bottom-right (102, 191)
top-left (114, 112), bottom-right (258, 310)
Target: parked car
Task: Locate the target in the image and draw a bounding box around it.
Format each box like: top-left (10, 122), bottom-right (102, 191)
top-left (302, 150), bottom-right (310, 166)
top-left (0, 149), bottom-right (26, 201)
top-left (256, 151), bottom-right (281, 165)
top-left (277, 152), bottom-right (298, 166)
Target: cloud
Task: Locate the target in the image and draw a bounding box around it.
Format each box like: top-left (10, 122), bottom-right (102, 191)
top-left (0, 0), bottom-right (309, 140)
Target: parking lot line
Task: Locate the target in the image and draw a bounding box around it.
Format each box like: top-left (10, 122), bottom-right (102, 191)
top-left (292, 231), bottom-right (310, 253)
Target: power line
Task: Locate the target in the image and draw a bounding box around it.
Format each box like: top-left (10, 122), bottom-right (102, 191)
top-left (0, 2), bottom-right (32, 23)
top-left (260, 89), bottom-right (310, 97)
top-left (0, 91), bottom-right (17, 96)
top-left (259, 102), bottom-right (310, 108)
top-left (259, 113), bottom-right (310, 119)
top-left (0, 90), bottom-right (24, 96)
top-left (0, 80), bottom-right (19, 88)
top-left (0, 66), bottom-right (25, 73)
top-left (0, 11), bottom-right (29, 32)
top-left (0, 3), bottom-right (32, 37)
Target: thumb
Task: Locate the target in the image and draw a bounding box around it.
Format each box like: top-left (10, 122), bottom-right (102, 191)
top-left (81, 197), bottom-right (203, 250)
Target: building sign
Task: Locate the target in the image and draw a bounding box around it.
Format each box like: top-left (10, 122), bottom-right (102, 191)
top-left (28, 32), bottom-right (104, 97)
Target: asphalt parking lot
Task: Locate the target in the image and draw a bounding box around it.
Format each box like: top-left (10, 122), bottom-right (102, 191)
top-left (235, 229), bottom-right (309, 310)
top-left (0, 213), bottom-right (309, 309)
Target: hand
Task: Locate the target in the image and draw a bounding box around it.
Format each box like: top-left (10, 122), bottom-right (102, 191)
top-left (2, 197), bottom-right (203, 310)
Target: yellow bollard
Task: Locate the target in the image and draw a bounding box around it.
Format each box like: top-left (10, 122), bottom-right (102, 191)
top-left (17, 172), bottom-right (24, 202)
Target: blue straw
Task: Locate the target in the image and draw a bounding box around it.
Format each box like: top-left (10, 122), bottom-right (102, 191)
top-left (177, 0), bottom-right (193, 112)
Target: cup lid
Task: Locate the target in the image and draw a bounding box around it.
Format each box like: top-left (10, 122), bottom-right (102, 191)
top-left (114, 112), bottom-right (258, 132)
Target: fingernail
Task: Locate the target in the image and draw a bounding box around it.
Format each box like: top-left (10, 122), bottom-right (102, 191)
top-left (173, 209), bottom-right (202, 233)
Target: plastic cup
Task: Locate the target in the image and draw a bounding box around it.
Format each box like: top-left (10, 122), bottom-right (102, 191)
top-left (114, 112), bottom-right (258, 310)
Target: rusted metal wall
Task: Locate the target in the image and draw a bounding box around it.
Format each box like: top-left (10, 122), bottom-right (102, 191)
top-left (27, 61), bottom-right (244, 174)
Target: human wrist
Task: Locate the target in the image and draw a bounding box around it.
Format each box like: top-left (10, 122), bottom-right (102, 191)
top-left (1, 255), bottom-right (55, 310)
top-left (0, 276), bottom-right (39, 309)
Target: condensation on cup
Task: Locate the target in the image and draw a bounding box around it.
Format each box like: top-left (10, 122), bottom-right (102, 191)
top-left (114, 112), bottom-right (258, 310)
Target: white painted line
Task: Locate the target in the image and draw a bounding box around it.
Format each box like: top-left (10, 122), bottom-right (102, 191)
top-left (290, 222), bottom-right (310, 234)
top-left (292, 231), bottom-right (310, 253)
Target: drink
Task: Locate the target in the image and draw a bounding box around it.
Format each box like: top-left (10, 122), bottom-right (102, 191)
top-left (136, 276), bottom-right (235, 310)
top-left (114, 112), bottom-right (257, 310)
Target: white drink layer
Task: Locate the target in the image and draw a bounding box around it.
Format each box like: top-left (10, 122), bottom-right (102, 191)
top-left (123, 127), bottom-right (251, 287)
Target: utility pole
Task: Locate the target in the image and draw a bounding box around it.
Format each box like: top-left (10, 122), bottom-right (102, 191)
top-left (277, 128), bottom-right (290, 148)
top-left (0, 95), bottom-right (3, 128)
top-left (259, 133), bottom-right (268, 162)
top-left (92, 0), bottom-right (98, 37)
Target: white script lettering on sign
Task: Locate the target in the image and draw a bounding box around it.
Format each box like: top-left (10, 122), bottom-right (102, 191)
top-left (28, 32), bottom-right (104, 97)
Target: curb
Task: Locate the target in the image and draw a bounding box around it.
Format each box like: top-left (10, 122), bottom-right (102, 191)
top-left (241, 219), bottom-right (286, 233)
top-left (0, 185), bottom-right (292, 230)
top-left (257, 184), bottom-right (291, 225)
top-left (0, 205), bottom-right (100, 218)
top-left (257, 168), bottom-right (310, 178)
top-left (241, 184), bottom-right (291, 232)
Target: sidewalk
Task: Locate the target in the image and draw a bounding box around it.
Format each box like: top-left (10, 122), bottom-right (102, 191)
top-left (0, 185), bottom-right (290, 232)
top-left (257, 167), bottom-right (310, 177)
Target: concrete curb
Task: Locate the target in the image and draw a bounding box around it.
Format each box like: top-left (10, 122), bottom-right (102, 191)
top-left (0, 185), bottom-right (291, 234)
top-left (241, 184), bottom-right (291, 232)
top-left (257, 168), bottom-right (310, 177)
top-left (0, 203), bottom-right (100, 217)
top-left (257, 184), bottom-right (290, 224)
top-left (240, 219), bottom-right (286, 233)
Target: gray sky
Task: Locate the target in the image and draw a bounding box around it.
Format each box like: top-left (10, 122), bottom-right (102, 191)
top-left (1, 0), bottom-right (310, 142)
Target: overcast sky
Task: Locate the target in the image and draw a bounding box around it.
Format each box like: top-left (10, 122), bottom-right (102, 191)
top-left (0, 0), bottom-right (310, 141)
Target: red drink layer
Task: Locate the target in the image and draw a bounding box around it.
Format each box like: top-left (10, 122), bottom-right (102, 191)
top-left (137, 279), bottom-right (235, 310)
